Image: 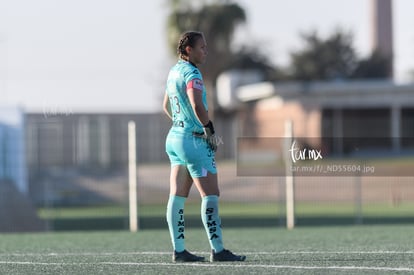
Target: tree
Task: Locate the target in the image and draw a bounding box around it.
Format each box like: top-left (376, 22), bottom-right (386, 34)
top-left (352, 50), bottom-right (392, 79)
top-left (288, 28), bottom-right (394, 81)
top-left (227, 45), bottom-right (286, 81)
top-left (289, 29), bottom-right (358, 81)
top-left (166, 0), bottom-right (246, 115)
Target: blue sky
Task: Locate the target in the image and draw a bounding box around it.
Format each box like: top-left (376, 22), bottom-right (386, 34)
top-left (0, 0), bottom-right (413, 113)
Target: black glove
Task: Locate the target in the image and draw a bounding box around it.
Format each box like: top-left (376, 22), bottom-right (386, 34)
top-left (203, 120), bottom-right (217, 152)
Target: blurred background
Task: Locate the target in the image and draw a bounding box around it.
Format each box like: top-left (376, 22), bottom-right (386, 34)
top-left (1, 0), bottom-right (414, 232)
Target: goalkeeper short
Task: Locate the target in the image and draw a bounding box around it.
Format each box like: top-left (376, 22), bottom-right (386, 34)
top-left (166, 129), bottom-right (217, 178)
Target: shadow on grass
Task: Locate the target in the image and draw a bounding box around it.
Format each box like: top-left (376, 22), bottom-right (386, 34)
top-left (44, 215), bottom-right (414, 231)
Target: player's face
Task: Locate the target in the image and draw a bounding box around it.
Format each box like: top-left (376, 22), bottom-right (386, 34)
top-left (189, 37), bottom-right (208, 65)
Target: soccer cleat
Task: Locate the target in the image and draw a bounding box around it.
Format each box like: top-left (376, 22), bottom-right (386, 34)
top-left (210, 249), bottom-right (246, 262)
top-left (173, 250), bottom-right (205, 262)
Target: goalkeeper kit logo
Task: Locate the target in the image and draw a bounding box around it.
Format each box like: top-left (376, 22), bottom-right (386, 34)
top-left (177, 209), bottom-right (185, 239)
top-left (205, 207), bottom-right (219, 240)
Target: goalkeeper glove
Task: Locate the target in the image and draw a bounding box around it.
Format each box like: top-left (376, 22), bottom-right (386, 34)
top-left (203, 120), bottom-right (217, 152)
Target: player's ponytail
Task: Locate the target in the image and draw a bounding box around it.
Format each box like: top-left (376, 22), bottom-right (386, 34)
top-left (177, 31), bottom-right (204, 60)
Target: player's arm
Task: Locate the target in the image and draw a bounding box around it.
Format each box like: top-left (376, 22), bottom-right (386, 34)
top-left (162, 92), bottom-right (172, 120)
top-left (187, 79), bottom-right (217, 151)
top-left (187, 85), bottom-right (209, 126)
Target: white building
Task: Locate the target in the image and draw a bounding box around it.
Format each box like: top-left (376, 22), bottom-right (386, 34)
top-left (219, 77), bottom-right (414, 155)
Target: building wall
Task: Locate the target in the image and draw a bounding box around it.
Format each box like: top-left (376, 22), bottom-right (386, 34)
top-left (25, 112), bottom-right (236, 174)
top-left (25, 113), bottom-right (172, 175)
top-left (246, 96), bottom-right (414, 156)
top-left (0, 107), bottom-right (27, 194)
top-left (248, 98), bottom-right (322, 140)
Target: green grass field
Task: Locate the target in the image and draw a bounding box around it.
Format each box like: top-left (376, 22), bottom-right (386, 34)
top-left (1, 225), bottom-right (413, 274)
top-left (37, 202), bottom-right (414, 231)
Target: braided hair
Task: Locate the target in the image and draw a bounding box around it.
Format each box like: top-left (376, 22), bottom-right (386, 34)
top-left (177, 31), bottom-right (204, 60)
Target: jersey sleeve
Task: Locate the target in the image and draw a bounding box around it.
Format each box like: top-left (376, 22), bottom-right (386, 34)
top-left (187, 78), bottom-right (204, 91)
top-left (184, 67), bottom-right (204, 92)
top-left (183, 64), bottom-right (208, 112)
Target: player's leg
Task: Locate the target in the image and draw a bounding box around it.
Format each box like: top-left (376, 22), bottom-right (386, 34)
top-left (169, 164), bottom-right (193, 197)
top-left (192, 172), bottom-right (223, 248)
top-left (165, 131), bottom-right (204, 262)
top-left (166, 164), bottom-right (204, 262)
top-left (167, 165), bottom-right (191, 251)
top-left (192, 171), bottom-right (246, 262)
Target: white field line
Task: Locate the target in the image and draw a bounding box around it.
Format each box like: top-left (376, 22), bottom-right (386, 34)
top-left (1, 250), bottom-right (414, 257)
top-left (0, 261), bottom-right (413, 272)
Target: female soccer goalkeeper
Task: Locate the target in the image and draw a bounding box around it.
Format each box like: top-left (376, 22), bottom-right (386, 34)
top-left (163, 31), bottom-right (246, 263)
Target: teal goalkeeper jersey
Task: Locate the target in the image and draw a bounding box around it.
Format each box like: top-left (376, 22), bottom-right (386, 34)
top-left (166, 59), bottom-right (208, 134)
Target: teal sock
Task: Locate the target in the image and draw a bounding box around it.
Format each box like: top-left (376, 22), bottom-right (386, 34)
top-left (201, 195), bottom-right (224, 253)
top-left (166, 195), bottom-right (186, 252)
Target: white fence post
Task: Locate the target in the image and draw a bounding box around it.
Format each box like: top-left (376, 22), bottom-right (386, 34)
top-left (284, 120), bottom-right (295, 230)
top-left (128, 121), bottom-right (138, 232)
